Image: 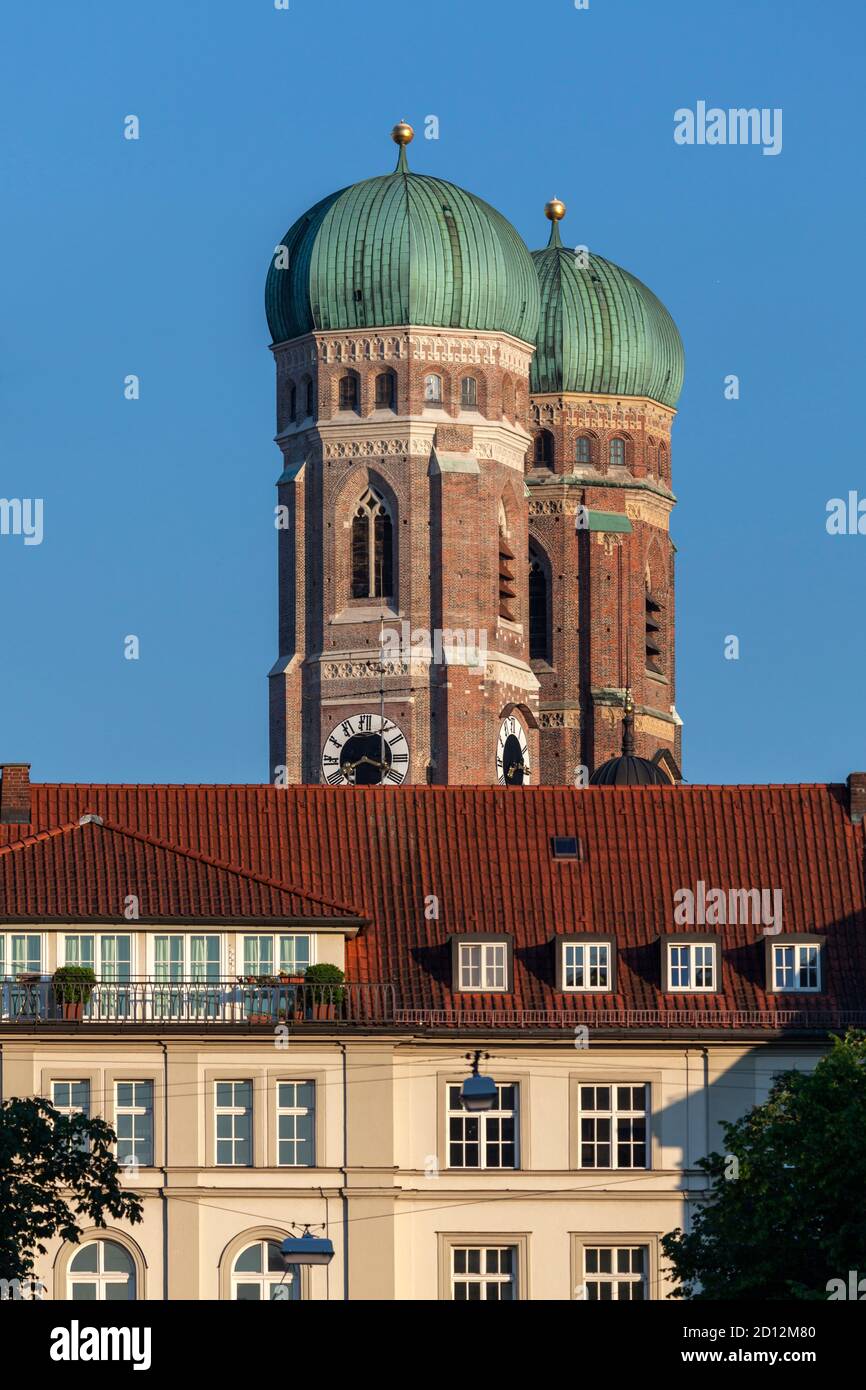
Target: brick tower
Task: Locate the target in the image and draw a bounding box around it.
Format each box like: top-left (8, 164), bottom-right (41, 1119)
top-left (526, 200), bottom-right (685, 784)
top-left (266, 124), bottom-right (541, 787)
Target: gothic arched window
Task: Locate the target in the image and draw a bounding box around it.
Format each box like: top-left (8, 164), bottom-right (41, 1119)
top-left (533, 430), bottom-right (555, 467)
top-left (529, 546), bottom-right (550, 662)
top-left (338, 374), bottom-right (359, 413)
top-left (288, 384), bottom-right (297, 423)
top-left (460, 376), bottom-right (477, 408)
top-left (424, 373), bottom-right (442, 404)
top-left (609, 437), bottom-right (626, 468)
top-left (351, 487), bottom-right (394, 600)
top-left (645, 577), bottom-right (664, 675)
top-left (305, 378), bottom-right (315, 418)
top-left (374, 370), bottom-right (395, 410)
top-left (575, 436), bottom-right (591, 466)
top-left (658, 441), bottom-right (667, 472)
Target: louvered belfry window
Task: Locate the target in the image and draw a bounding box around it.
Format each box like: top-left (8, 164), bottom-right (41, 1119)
top-left (351, 487), bottom-right (393, 600)
top-left (498, 528), bottom-right (517, 622)
top-left (645, 587), bottom-right (664, 674)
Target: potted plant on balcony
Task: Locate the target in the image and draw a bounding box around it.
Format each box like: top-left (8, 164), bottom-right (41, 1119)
top-left (303, 964), bottom-right (346, 1021)
top-left (239, 974), bottom-right (279, 1023)
top-left (53, 966), bottom-right (97, 1021)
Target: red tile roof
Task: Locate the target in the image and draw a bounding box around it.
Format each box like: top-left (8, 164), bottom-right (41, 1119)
top-left (1, 783), bottom-right (864, 1021)
top-left (0, 816), bottom-right (364, 924)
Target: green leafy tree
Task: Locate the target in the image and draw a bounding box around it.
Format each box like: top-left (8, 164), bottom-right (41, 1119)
top-left (0, 1097), bottom-right (143, 1286)
top-left (662, 1031), bottom-right (866, 1299)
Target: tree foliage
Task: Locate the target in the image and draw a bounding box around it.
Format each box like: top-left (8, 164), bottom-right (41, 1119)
top-left (662, 1031), bottom-right (866, 1299)
top-left (0, 1097), bottom-right (143, 1284)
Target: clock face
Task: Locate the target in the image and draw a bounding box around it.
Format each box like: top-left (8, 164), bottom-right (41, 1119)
top-left (321, 714), bottom-right (410, 786)
top-left (497, 716), bottom-right (530, 787)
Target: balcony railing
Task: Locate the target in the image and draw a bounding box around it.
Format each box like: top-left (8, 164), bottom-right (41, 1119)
top-left (1, 981), bottom-right (861, 1033)
top-left (0, 978), bottom-right (395, 1026)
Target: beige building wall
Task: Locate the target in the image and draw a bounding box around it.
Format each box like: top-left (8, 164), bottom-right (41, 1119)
top-left (0, 1033), bottom-right (826, 1300)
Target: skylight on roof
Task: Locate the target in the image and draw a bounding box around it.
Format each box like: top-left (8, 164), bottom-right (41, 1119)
top-left (551, 836), bottom-right (581, 861)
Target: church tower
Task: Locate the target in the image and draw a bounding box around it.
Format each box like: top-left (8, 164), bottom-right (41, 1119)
top-left (266, 125), bottom-right (541, 786)
top-left (526, 200), bottom-right (685, 784)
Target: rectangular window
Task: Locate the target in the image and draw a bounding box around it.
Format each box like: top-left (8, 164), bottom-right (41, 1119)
top-left (458, 942), bottom-right (507, 992)
top-left (52, 1080), bottom-right (90, 1151)
top-left (276, 1082), bottom-right (315, 1166)
top-left (215, 1081), bottom-right (252, 1166)
top-left (115, 1082), bottom-right (154, 1167)
top-left (278, 936), bottom-right (312, 974)
top-left (578, 1085), bottom-right (648, 1169)
top-left (773, 943), bottom-right (820, 992)
top-left (10, 934), bottom-right (42, 975)
top-left (460, 376), bottom-right (477, 408)
top-left (583, 1245), bottom-right (647, 1300)
top-left (452, 1246), bottom-right (516, 1300)
top-left (563, 942), bottom-right (610, 991)
top-left (668, 942), bottom-right (716, 991)
top-left (52, 1079), bottom-right (90, 1119)
top-left (447, 1083), bottom-right (518, 1169)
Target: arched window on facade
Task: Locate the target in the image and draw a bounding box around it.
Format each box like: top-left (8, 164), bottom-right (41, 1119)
top-left (460, 376), bottom-right (477, 408)
top-left (231, 1240), bottom-right (301, 1301)
top-left (351, 487), bottom-right (394, 600)
top-left (575, 436), bottom-right (592, 466)
top-left (658, 441), bottom-right (667, 473)
top-left (424, 373), bottom-right (442, 404)
top-left (305, 378), bottom-right (315, 418)
top-left (68, 1240), bottom-right (136, 1301)
top-left (533, 429), bottom-right (555, 468)
top-left (528, 546), bottom-right (550, 662)
top-left (288, 383), bottom-right (297, 423)
top-left (338, 374), bottom-right (359, 412)
top-left (374, 370), bottom-right (396, 410)
top-left (609, 437), bottom-right (626, 468)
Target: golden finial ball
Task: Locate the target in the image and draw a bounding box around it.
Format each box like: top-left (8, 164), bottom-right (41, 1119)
top-left (545, 197), bottom-right (567, 222)
top-left (391, 121), bottom-right (415, 147)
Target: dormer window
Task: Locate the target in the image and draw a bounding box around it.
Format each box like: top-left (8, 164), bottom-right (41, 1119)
top-left (555, 935), bottom-right (615, 992)
top-left (767, 937), bottom-right (823, 993)
top-left (451, 935), bottom-right (512, 993)
top-left (662, 937), bottom-right (718, 992)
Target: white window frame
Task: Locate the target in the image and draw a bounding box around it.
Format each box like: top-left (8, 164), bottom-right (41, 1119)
top-left (148, 933), bottom-right (222, 978)
top-left (772, 942), bottom-right (821, 993)
top-left (582, 1244), bottom-right (648, 1301)
top-left (242, 934), bottom-right (315, 977)
top-left (52, 1078), bottom-right (90, 1122)
top-left (451, 1245), bottom-right (517, 1300)
top-left (214, 1079), bottom-right (253, 1167)
top-left (61, 933), bottom-right (133, 979)
top-left (577, 1083), bottom-right (649, 1170)
top-left (562, 941), bottom-right (610, 991)
top-left (67, 1240), bottom-right (136, 1301)
top-left (276, 1081), bottom-right (316, 1167)
top-left (447, 1082), bottom-right (519, 1170)
top-left (667, 941), bottom-right (716, 992)
top-left (115, 1081), bottom-right (154, 1168)
top-left (230, 1241), bottom-right (300, 1301)
top-left (0, 932), bottom-right (44, 976)
top-left (457, 941), bottom-right (507, 992)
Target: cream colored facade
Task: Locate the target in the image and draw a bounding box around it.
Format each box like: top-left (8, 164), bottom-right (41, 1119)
top-left (1, 1022), bottom-right (825, 1300)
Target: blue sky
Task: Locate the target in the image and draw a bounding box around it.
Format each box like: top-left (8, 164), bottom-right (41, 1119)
top-left (0, 0), bottom-right (863, 786)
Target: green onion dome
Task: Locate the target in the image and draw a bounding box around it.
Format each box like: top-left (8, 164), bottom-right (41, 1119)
top-left (530, 204), bottom-right (684, 407)
top-left (266, 126), bottom-right (540, 347)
